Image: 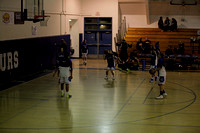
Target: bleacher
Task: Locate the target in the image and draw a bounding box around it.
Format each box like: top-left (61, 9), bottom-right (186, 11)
top-left (123, 28), bottom-right (200, 71)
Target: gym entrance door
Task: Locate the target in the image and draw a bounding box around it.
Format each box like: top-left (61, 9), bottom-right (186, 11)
top-left (84, 17), bottom-right (112, 58)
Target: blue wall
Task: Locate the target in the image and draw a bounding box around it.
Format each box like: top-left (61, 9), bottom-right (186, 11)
top-left (0, 35), bottom-right (70, 89)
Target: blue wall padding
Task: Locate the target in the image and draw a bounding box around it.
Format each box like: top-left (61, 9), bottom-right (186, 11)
top-left (0, 35), bottom-right (70, 88)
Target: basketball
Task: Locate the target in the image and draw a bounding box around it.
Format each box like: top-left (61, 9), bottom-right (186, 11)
top-left (149, 68), bottom-right (156, 75)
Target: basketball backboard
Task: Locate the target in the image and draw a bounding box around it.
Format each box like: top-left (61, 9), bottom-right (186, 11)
top-left (21, 0), bottom-right (45, 22)
top-left (170, 0), bottom-right (197, 6)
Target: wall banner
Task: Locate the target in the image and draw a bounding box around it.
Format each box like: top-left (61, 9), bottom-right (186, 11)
top-left (14, 12), bottom-right (24, 24)
top-left (2, 12), bottom-right (14, 24)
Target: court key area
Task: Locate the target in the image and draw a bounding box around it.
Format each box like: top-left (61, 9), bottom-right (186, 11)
top-left (0, 59), bottom-right (200, 133)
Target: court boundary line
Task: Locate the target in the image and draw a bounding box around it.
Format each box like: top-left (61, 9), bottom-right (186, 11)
top-left (111, 78), bottom-right (146, 122)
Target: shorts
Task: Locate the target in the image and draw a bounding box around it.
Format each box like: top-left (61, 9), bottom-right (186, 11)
top-left (158, 76), bottom-right (166, 85)
top-left (82, 53), bottom-right (87, 58)
top-left (59, 66), bottom-right (70, 84)
top-left (107, 67), bottom-right (115, 70)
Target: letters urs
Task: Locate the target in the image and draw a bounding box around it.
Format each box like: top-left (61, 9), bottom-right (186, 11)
top-left (0, 51), bottom-right (19, 72)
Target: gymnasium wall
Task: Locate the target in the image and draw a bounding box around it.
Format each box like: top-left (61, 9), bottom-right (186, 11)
top-left (0, 0), bottom-right (84, 41)
top-left (124, 15), bottom-right (200, 28)
top-left (122, 1), bottom-right (200, 29)
top-left (0, 0), bottom-right (119, 88)
top-left (0, 0), bottom-right (74, 88)
top-left (0, 0), bottom-right (64, 41)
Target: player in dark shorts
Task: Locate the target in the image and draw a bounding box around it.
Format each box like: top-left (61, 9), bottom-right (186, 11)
top-left (81, 39), bottom-right (88, 65)
top-left (104, 50), bottom-right (117, 80)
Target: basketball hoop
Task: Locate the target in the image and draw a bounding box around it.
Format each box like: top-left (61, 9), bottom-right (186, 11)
top-left (34, 15), bottom-right (50, 20)
top-left (32, 15), bottom-right (43, 23)
top-left (33, 15), bottom-right (50, 25)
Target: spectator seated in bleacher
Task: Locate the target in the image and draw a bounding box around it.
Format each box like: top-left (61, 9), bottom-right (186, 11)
top-left (163, 17), bottom-right (170, 32)
top-left (136, 38), bottom-right (144, 53)
top-left (173, 42), bottom-right (184, 55)
top-left (165, 46), bottom-right (176, 70)
top-left (198, 37), bottom-right (200, 54)
top-left (165, 56), bottom-right (176, 70)
top-left (170, 18), bottom-right (177, 32)
top-left (128, 50), bottom-right (139, 70)
top-left (143, 37), bottom-right (152, 54)
top-left (165, 46), bottom-right (174, 57)
top-left (180, 55), bottom-right (194, 70)
top-left (178, 42), bottom-right (185, 55)
top-left (158, 16), bottom-right (164, 31)
top-left (190, 37), bottom-right (196, 44)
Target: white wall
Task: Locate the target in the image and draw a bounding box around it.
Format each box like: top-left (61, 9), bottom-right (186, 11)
top-left (65, 0), bottom-right (82, 57)
top-left (0, 0), bottom-right (62, 40)
top-left (69, 19), bottom-right (80, 57)
top-left (0, 0), bottom-right (84, 40)
top-left (0, 0), bottom-right (19, 11)
top-left (0, 0), bottom-right (64, 41)
top-left (122, 1), bottom-right (200, 29)
top-left (148, 1), bottom-right (200, 29)
top-left (124, 14), bottom-right (200, 29)
top-left (66, 0), bottom-right (81, 14)
top-left (124, 15), bottom-right (156, 28)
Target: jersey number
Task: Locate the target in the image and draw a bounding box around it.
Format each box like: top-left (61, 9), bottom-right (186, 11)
top-left (159, 76), bottom-right (165, 82)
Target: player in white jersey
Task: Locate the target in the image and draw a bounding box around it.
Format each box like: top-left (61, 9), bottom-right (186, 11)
top-left (155, 53), bottom-right (167, 99)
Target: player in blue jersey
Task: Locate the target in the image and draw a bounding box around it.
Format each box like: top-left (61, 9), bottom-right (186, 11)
top-left (104, 50), bottom-right (117, 80)
top-left (149, 49), bottom-right (158, 83)
top-left (53, 46), bottom-right (73, 98)
top-left (81, 39), bottom-right (88, 65)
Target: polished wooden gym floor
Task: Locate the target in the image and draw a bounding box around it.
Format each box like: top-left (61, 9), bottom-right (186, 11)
top-left (0, 59), bottom-right (200, 133)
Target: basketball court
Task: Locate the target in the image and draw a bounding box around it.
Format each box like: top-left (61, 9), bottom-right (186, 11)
top-left (0, 59), bottom-right (200, 133)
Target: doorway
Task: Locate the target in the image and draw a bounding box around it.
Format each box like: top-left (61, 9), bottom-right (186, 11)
top-left (85, 31), bottom-right (112, 58)
top-left (69, 19), bottom-right (79, 58)
top-left (84, 17), bottom-right (112, 59)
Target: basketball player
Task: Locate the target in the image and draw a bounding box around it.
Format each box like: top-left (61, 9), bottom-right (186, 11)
top-left (54, 46), bottom-right (73, 98)
top-left (155, 53), bottom-right (167, 99)
top-left (81, 39), bottom-right (88, 65)
top-left (104, 50), bottom-right (117, 80)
